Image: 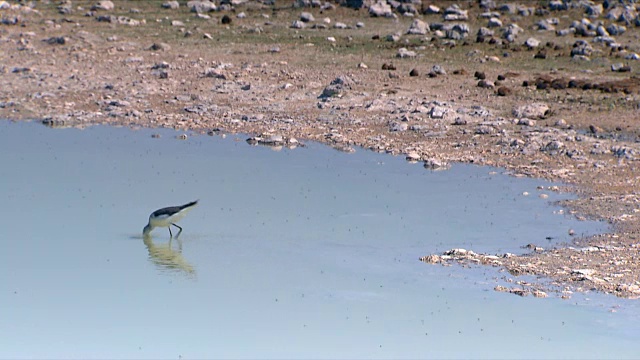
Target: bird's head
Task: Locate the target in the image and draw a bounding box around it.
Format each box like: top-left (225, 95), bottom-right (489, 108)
top-left (143, 224), bottom-right (152, 236)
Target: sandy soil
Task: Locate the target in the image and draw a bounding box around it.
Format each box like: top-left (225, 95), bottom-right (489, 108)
top-left (1, 0), bottom-right (639, 298)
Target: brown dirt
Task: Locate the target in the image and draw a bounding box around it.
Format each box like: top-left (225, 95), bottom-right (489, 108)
top-left (1, 0), bottom-right (640, 299)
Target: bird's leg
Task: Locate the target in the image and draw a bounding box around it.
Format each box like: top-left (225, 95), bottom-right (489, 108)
top-left (168, 226), bottom-right (173, 237)
top-left (172, 223), bottom-right (183, 237)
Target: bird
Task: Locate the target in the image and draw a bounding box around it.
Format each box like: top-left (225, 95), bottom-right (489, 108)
top-left (143, 200), bottom-right (198, 237)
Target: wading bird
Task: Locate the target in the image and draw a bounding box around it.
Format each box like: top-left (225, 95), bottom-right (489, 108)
top-left (143, 200), bottom-right (198, 237)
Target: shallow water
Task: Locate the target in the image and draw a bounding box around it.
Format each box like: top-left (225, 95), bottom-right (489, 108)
top-left (1, 120), bottom-right (638, 359)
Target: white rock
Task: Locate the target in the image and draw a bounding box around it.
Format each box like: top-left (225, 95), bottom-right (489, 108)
top-left (396, 47), bottom-right (416, 58)
top-left (513, 103), bottom-right (550, 119)
top-left (525, 37), bottom-right (540, 48)
top-left (407, 19), bottom-right (429, 35)
top-left (291, 20), bottom-right (305, 29)
top-left (369, 1), bottom-right (393, 17)
top-left (300, 12), bottom-right (314, 22)
top-left (92, 0), bottom-right (115, 11)
top-left (162, 1), bottom-right (180, 9)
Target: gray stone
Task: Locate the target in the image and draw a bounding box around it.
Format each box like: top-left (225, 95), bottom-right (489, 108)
top-left (45, 36), bottom-right (66, 45)
top-left (390, 122), bottom-right (408, 132)
top-left (443, 23), bottom-right (469, 40)
top-left (475, 125), bottom-right (494, 135)
top-left (424, 5), bottom-right (440, 14)
top-left (92, 0), bottom-right (114, 11)
top-left (517, 118), bottom-right (536, 126)
top-left (596, 25), bottom-right (609, 36)
top-left (150, 42), bottom-right (171, 51)
top-left (407, 19), bottom-right (429, 35)
top-left (585, 3), bottom-right (603, 17)
top-left (431, 65), bottom-right (446, 75)
top-left (396, 47), bottom-right (416, 58)
top-left (477, 27), bottom-right (494, 37)
top-left (487, 17), bottom-right (502, 28)
top-left (204, 68), bottom-right (226, 79)
top-left (343, 0), bottom-right (365, 9)
top-left (386, 33), bottom-right (401, 42)
top-left (187, 1), bottom-right (217, 13)
top-left (479, 0), bottom-right (496, 9)
top-left (162, 1), bottom-right (180, 9)
top-left (498, 3), bottom-right (516, 14)
top-left (320, 75), bottom-right (354, 98)
top-left (517, 6), bottom-right (534, 17)
top-left (477, 80), bottom-right (495, 88)
top-left (535, 20), bottom-right (555, 31)
top-left (607, 6), bottom-right (638, 24)
top-left (503, 23), bottom-right (523, 42)
top-left (525, 37), bottom-right (540, 49)
top-left (430, 106), bottom-right (447, 119)
top-left (571, 41), bottom-right (593, 57)
top-left (556, 28), bottom-right (575, 36)
top-left (513, 103), bottom-right (550, 119)
top-left (398, 3), bottom-right (418, 15)
top-left (300, 12), bottom-right (315, 22)
top-left (444, 4), bottom-right (468, 21)
top-left (611, 63), bottom-right (631, 72)
top-left (606, 24), bottom-right (626, 35)
top-left (291, 20), bottom-right (306, 29)
top-left (369, 1), bottom-right (393, 17)
top-left (453, 117), bottom-right (467, 125)
top-left (542, 140), bottom-right (565, 152)
top-left (625, 53), bottom-right (640, 60)
top-left (549, 0), bottom-right (567, 11)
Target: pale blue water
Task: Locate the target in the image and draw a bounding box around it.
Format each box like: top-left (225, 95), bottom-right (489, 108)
top-left (1, 120), bottom-right (638, 359)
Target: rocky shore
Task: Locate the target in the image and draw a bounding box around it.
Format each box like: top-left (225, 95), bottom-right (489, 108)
top-left (1, 0), bottom-right (639, 298)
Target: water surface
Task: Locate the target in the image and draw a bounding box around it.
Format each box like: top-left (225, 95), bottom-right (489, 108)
top-left (1, 120), bottom-right (638, 359)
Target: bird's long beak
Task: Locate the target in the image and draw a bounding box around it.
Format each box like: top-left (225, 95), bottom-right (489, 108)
top-left (143, 224), bottom-right (152, 236)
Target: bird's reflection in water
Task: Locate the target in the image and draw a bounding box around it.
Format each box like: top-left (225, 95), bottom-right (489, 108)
top-left (143, 234), bottom-right (196, 276)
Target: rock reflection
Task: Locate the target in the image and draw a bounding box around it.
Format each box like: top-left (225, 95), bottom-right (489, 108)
top-left (143, 234), bottom-right (195, 276)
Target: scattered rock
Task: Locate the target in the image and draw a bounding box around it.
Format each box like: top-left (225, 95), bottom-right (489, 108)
top-left (92, 1), bottom-right (114, 11)
top-left (611, 63), bottom-right (631, 72)
top-left (487, 17), bottom-right (502, 28)
top-left (188, 1), bottom-right (217, 13)
top-left (300, 12), bottom-right (315, 22)
top-left (162, 1), bottom-right (180, 10)
top-left (513, 103), bottom-right (550, 119)
top-left (524, 37), bottom-right (540, 49)
top-left (44, 36), bottom-right (66, 45)
top-left (431, 65), bottom-right (446, 75)
top-left (319, 75), bottom-right (354, 98)
top-left (149, 42), bottom-right (171, 51)
top-left (477, 80), bottom-right (495, 88)
top-left (291, 20), bottom-right (305, 29)
top-left (381, 63), bottom-right (396, 70)
top-left (407, 19), bottom-right (429, 35)
top-left (396, 48), bottom-right (416, 58)
top-left (369, 1), bottom-right (393, 17)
